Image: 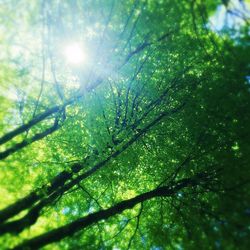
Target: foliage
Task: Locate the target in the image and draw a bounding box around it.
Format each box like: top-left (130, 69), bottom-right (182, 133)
top-left (0, 0), bottom-right (249, 249)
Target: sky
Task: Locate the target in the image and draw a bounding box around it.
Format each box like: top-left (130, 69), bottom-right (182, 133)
top-left (209, 0), bottom-right (250, 31)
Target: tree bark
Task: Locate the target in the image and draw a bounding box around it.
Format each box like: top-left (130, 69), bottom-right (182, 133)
top-left (0, 105), bottom-right (61, 146)
top-left (13, 172), bottom-right (208, 250)
top-left (0, 105), bottom-right (184, 234)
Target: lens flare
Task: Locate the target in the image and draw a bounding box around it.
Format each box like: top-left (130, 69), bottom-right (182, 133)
top-left (64, 43), bottom-right (85, 65)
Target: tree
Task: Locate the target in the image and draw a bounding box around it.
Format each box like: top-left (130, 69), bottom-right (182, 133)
top-left (0, 0), bottom-right (249, 249)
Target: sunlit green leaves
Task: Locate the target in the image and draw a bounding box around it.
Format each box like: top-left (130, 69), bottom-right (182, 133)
top-left (0, 0), bottom-right (249, 249)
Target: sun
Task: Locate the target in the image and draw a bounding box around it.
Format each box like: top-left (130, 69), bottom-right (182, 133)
top-left (64, 42), bottom-right (86, 65)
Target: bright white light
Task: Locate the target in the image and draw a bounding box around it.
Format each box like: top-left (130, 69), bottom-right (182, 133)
top-left (64, 43), bottom-right (86, 65)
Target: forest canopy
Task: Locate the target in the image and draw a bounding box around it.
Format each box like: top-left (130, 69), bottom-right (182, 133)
top-left (0, 0), bottom-right (249, 249)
